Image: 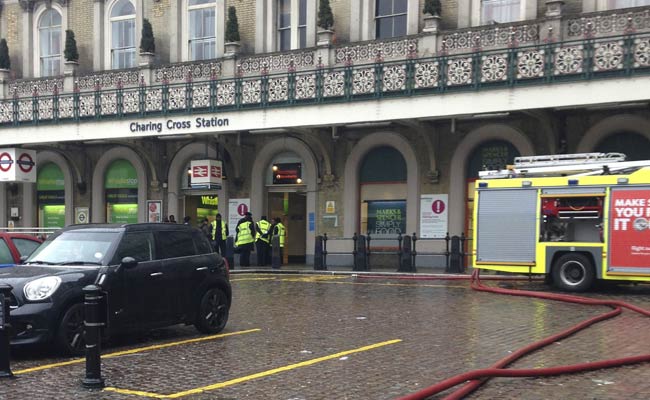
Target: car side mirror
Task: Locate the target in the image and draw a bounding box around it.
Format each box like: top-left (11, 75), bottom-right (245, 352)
top-left (120, 256), bottom-right (138, 270)
top-left (20, 255), bottom-right (28, 263)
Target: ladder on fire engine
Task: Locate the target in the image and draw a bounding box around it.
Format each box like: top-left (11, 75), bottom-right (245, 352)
top-left (479, 152), bottom-right (650, 179)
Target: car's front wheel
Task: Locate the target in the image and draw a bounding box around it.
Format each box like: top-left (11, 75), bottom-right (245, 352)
top-left (56, 303), bottom-right (86, 356)
top-left (194, 288), bottom-right (229, 334)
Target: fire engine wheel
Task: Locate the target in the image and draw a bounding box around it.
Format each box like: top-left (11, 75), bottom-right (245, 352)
top-left (552, 253), bottom-right (595, 292)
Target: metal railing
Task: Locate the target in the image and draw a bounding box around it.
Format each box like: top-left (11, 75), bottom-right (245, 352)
top-left (314, 232), bottom-right (470, 272)
top-left (0, 227), bottom-right (60, 239)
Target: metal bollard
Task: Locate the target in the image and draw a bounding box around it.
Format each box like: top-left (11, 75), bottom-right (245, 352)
top-left (449, 235), bottom-right (462, 273)
top-left (411, 233), bottom-right (418, 272)
top-left (322, 233), bottom-right (328, 270)
top-left (81, 285), bottom-right (105, 389)
top-left (0, 283), bottom-right (14, 379)
top-left (271, 236), bottom-right (281, 269)
top-left (399, 234), bottom-right (412, 272)
top-left (314, 235), bottom-right (325, 270)
top-left (354, 235), bottom-right (367, 271)
top-left (225, 236), bottom-right (235, 270)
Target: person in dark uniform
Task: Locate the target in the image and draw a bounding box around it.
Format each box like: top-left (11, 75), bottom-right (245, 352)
top-left (255, 215), bottom-right (272, 266)
top-left (235, 212), bottom-right (255, 267)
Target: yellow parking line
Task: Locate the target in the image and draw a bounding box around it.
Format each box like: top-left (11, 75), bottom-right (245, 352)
top-left (14, 329), bottom-right (260, 375)
top-left (104, 339), bottom-right (402, 399)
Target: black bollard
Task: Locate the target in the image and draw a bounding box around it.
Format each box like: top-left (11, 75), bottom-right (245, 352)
top-left (271, 235), bottom-right (281, 269)
top-left (314, 235), bottom-right (325, 270)
top-left (399, 234), bottom-right (412, 272)
top-left (81, 285), bottom-right (105, 389)
top-left (353, 235), bottom-right (367, 271)
top-left (225, 236), bottom-right (235, 270)
top-left (449, 235), bottom-right (462, 273)
top-left (322, 233), bottom-right (328, 270)
top-left (0, 283), bottom-right (14, 379)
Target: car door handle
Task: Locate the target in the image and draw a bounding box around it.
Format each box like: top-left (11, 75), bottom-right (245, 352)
top-left (195, 267), bottom-right (208, 271)
top-left (150, 272), bottom-right (164, 277)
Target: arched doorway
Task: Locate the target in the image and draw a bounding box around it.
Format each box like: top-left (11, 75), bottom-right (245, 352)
top-left (359, 146), bottom-right (408, 237)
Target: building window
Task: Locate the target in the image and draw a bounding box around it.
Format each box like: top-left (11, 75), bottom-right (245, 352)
top-left (38, 9), bottom-right (63, 77)
top-left (481, 0), bottom-right (520, 24)
top-left (608, 0), bottom-right (650, 8)
top-left (375, 0), bottom-right (407, 39)
top-left (110, 0), bottom-right (136, 69)
top-left (277, 0), bottom-right (307, 51)
top-left (188, 0), bottom-right (217, 60)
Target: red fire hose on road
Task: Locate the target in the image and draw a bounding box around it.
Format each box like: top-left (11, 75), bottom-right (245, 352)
top-left (362, 271), bottom-right (650, 400)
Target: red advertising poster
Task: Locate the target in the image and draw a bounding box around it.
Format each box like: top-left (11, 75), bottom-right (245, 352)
top-left (609, 189), bottom-right (650, 270)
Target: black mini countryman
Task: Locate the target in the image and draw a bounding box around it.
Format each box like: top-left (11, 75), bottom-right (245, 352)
top-left (1, 223), bottom-right (231, 355)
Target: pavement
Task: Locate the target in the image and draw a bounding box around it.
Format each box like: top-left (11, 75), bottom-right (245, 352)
top-left (2, 267), bottom-right (649, 400)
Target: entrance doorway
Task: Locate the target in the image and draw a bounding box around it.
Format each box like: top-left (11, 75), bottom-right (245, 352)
top-left (267, 192), bottom-right (306, 264)
top-left (184, 194), bottom-right (219, 227)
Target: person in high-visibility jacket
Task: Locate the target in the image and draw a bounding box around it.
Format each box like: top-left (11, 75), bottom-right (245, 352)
top-left (272, 217), bottom-right (286, 267)
top-left (235, 212), bottom-right (255, 267)
top-left (210, 213), bottom-right (229, 255)
top-left (255, 215), bottom-right (272, 266)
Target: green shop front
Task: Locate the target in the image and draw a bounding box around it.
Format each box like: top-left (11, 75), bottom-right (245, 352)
top-left (105, 159), bottom-right (138, 224)
top-left (37, 163), bottom-right (66, 228)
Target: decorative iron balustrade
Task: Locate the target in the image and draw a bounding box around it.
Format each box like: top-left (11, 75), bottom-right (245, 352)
top-left (1, 33), bottom-right (648, 127)
top-left (566, 7), bottom-right (650, 38)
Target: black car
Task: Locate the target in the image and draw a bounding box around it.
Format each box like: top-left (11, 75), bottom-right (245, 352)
top-left (1, 223), bottom-right (231, 355)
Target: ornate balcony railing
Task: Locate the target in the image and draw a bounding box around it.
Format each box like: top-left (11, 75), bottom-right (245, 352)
top-left (1, 32), bottom-right (648, 127)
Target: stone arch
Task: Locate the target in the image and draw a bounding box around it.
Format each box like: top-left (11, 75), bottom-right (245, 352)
top-left (449, 124), bottom-right (535, 235)
top-left (167, 141), bottom-right (231, 221)
top-left (577, 114), bottom-right (650, 153)
top-left (250, 137), bottom-right (319, 258)
top-left (91, 146), bottom-right (148, 222)
top-left (23, 150), bottom-right (76, 227)
top-left (342, 131), bottom-right (419, 237)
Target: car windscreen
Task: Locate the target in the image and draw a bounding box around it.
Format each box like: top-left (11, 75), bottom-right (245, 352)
top-left (25, 231), bottom-right (120, 266)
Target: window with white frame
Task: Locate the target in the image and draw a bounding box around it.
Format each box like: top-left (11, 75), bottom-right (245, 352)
top-left (481, 0), bottom-right (520, 24)
top-left (375, 0), bottom-right (407, 39)
top-left (188, 0), bottom-right (217, 60)
top-left (38, 9), bottom-right (62, 77)
top-left (277, 0), bottom-right (306, 51)
top-left (110, 0), bottom-right (136, 69)
top-left (608, 0), bottom-right (650, 8)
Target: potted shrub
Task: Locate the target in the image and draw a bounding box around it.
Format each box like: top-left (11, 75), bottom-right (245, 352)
top-left (423, 0), bottom-right (442, 32)
top-left (139, 18), bottom-right (155, 65)
top-left (317, 0), bottom-right (335, 45)
top-left (225, 6), bottom-right (241, 56)
top-left (63, 30), bottom-right (79, 75)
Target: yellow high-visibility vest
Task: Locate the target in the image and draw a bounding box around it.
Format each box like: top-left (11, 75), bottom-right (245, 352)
top-left (236, 222), bottom-right (254, 246)
top-left (211, 220), bottom-right (228, 241)
top-left (256, 220), bottom-right (271, 243)
top-left (275, 222), bottom-right (286, 248)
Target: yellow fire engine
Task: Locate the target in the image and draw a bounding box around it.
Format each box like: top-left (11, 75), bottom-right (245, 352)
top-left (472, 152), bottom-right (650, 291)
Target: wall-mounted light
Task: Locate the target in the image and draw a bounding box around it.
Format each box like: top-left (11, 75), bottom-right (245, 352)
top-left (272, 165), bottom-right (278, 172)
top-left (187, 167), bottom-right (192, 176)
top-left (296, 178), bottom-right (303, 184)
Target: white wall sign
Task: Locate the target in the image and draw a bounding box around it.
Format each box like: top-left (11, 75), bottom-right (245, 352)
top-left (228, 198), bottom-right (250, 230)
top-left (190, 159), bottom-right (223, 189)
top-left (75, 207), bottom-right (89, 224)
top-left (147, 200), bottom-right (162, 223)
top-left (420, 194), bottom-right (448, 239)
top-left (0, 148), bottom-right (37, 183)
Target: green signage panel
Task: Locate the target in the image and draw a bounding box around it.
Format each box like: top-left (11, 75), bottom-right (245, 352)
top-left (108, 203), bottom-right (138, 224)
top-left (41, 205), bottom-right (65, 228)
top-left (197, 207), bottom-right (219, 222)
top-left (366, 200), bottom-right (406, 236)
top-left (37, 163), bottom-right (65, 191)
top-left (105, 159), bottom-right (138, 189)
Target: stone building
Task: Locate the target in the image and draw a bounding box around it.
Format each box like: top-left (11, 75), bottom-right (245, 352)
top-left (0, 0), bottom-right (648, 266)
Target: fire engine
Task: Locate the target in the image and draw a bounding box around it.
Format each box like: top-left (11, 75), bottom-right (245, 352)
top-left (472, 152), bottom-right (650, 291)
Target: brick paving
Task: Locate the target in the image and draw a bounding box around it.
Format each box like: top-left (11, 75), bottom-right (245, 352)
top-left (2, 270), bottom-right (649, 400)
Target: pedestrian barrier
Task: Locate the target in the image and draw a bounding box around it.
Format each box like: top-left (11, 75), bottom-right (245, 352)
top-left (0, 227), bottom-right (59, 239)
top-left (0, 283), bottom-right (13, 379)
top-left (315, 232), bottom-right (469, 272)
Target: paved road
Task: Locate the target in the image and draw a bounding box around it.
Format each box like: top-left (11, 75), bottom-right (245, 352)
top-left (3, 271), bottom-right (650, 399)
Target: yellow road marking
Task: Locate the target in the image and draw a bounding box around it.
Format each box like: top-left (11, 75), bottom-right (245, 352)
top-left (104, 339), bottom-right (402, 399)
top-left (14, 329), bottom-right (260, 375)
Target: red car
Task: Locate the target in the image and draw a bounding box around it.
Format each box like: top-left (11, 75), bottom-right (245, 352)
top-left (0, 233), bottom-right (42, 268)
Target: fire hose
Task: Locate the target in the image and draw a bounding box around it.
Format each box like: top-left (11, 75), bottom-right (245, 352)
top-left (360, 271), bottom-right (650, 400)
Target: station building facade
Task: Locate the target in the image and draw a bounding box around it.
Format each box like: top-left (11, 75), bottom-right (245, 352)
top-left (0, 0), bottom-right (649, 265)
